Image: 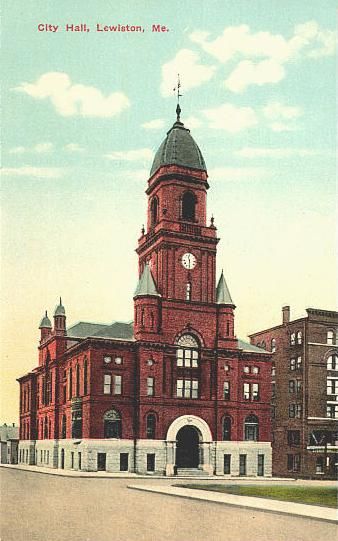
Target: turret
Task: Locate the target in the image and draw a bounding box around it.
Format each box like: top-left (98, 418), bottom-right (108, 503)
top-left (39, 311), bottom-right (52, 342)
top-left (216, 271), bottom-right (236, 348)
top-left (53, 297), bottom-right (66, 335)
top-left (134, 264), bottom-right (161, 340)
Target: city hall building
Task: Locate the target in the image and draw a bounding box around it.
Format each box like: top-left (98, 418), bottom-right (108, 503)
top-left (18, 106), bottom-right (272, 476)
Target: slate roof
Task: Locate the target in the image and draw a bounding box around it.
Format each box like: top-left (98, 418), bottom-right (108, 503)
top-left (54, 298), bottom-right (65, 316)
top-left (216, 271), bottom-right (234, 305)
top-left (134, 264), bottom-right (160, 297)
top-left (67, 321), bottom-right (134, 341)
top-left (150, 120), bottom-right (206, 176)
top-left (39, 311), bottom-right (52, 329)
top-left (237, 339), bottom-right (269, 353)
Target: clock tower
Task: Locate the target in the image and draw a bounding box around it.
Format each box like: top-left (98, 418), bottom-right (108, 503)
top-left (134, 106), bottom-right (236, 349)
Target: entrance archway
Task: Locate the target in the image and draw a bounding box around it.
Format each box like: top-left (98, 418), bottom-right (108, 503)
top-left (176, 425), bottom-right (199, 468)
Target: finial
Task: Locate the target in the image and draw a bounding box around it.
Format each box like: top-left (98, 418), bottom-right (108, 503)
top-left (59, 296), bottom-right (62, 305)
top-left (141, 224), bottom-right (145, 236)
top-left (210, 215), bottom-right (216, 228)
top-left (173, 74), bottom-right (182, 121)
top-left (45, 310), bottom-right (48, 317)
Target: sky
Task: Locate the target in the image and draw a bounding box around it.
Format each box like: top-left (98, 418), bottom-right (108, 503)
top-left (1, 0), bottom-right (337, 423)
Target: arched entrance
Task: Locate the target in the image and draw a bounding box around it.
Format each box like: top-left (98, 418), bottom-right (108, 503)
top-left (176, 425), bottom-right (199, 468)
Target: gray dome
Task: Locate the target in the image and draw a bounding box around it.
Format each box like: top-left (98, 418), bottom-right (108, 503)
top-left (54, 298), bottom-right (65, 316)
top-left (150, 120), bottom-right (206, 177)
top-left (39, 311), bottom-right (52, 329)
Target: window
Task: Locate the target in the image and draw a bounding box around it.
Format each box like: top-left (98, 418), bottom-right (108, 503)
top-left (83, 358), bottom-right (88, 395)
top-left (222, 417), bottom-right (231, 441)
top-left (289, 380), bottom-right (295, 393)
top-left (61, 415), bottom-right (66, 438)
top-left (296, 331), bottom-right (302, 345)
top-left (146, 413), bottom-right (156, 439)
top-left (150, 196), bottom-right (159, 227)
top-left (147, 377), bottom-right (154, 397)
top-left (239, 454), bottom-right (247, 476)
top-left (115, 356), bottom-right (122, 365)
top-left (257, 454), bottom-right (264, 476)
top-left (72, 409), bottom-right (82, 439)
top-left (244, 366), bottom-right (250, 374)
top-left (290, 333), bottom-right (296, 346)
top-left (327, 331), bottom-right (335, 345)
top-left (296, 380), bottom-right (302, 393)
top-left (271, 365), bottom-right (276, 378)
top-left (176, 379), bottom-right (198, 398)
top-left (44, 417), bottom-right (48, 439)
top-left (327, 379), bottom-right (338, 395)
top-left (326, 404), bottom-right (338, 419)
top-left (182, 191), bottom-right (196, 221)
top-left (120, 453), bottom-right (129, 472)
top-left (288, 404), bottom-right (302, 418)
top-left (76, 364), bottom-right (80, 397)
top-left (244, 415), bottom-right (259, 441)
top-left (71, 452), bottom-right (74, 469)
top-left (316, 457), bottom-right (324, 474)
top-left (147, 453), bottom-right (155, 472)
top-left (261, 341), bottom-right (266, 350)
top-left (252, 366), bottom-right (259, 375)
top-left (243, 383), bottom-right (259, 401)
top-left (223, 381), bottom-right (230, 400)
top-left (271, 338), bottom-right (276, 353)
top-left (103, 409), bottom-right (121, 438)
top-left (272, 382), bottom-right (276, 398)
top-left (224, 454), bottom-right (231, 474)
top-left (287, 430), bottom-right (300, 446)
top-left (176, 334), bottom-right (199, 367)
top-left (287, 454), bottom-right (300, 472)
top-left (296, 356), bottom-right (302, 369)
top-left (290, 358), bottom-right (296, 371)
top-left (327, 355), bottom-right (337, 371)
top-left (186, 282), bottom-right (192, 301)
top-left (103, 374), bottom-right (111, 394)
top-left (78, 452), bottom-right (82, 471)
top-left (68, 368), bottom-right (73, 399)
top-left (113, 375), bottom-right (122, 395)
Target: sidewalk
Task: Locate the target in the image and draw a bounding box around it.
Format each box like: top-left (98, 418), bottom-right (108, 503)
top-left (129, 484), bottom-right (338, 523)
top-left (0, 463), bottom-right (295, 481)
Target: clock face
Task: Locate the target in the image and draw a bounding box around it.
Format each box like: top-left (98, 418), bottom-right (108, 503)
top-left (181, 252), bottom-right (197, 270)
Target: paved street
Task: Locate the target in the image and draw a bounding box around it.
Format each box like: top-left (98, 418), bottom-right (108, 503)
top-left (1, 469), bottom-right (336, 541)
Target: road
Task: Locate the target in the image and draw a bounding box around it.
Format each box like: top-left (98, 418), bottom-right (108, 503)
top-left (1, 469), bottom-right (336, 541)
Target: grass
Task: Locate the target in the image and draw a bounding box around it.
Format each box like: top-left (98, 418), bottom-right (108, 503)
top-left (176, 484), bottom-right (338, 508)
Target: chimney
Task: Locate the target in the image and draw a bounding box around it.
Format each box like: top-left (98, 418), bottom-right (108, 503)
top-left (282, 305), bottom-right (290, 324)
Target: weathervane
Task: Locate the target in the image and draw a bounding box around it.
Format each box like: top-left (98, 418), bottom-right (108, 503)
top-left (173, 74), bottom-right (182, 121)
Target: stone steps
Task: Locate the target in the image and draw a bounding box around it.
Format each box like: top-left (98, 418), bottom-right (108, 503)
top-left (176, 468), bottom-right (207, 477)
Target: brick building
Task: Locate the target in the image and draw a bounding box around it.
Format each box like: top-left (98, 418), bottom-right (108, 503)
top-left (249, 306), bottom-right (338, 478)
top-left (18, 108), bottom-right (272, 476)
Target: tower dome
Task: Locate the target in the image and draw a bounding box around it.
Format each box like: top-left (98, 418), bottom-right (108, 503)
top-left (54, 297), bottom-right (65, 317)
top-left (39, 311), bottom-right (52, 329)
top-left (150, 112), bottom-right (206, 177)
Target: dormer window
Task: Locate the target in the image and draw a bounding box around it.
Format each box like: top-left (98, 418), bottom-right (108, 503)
top-left (182, 191), bottom-right (196, 222)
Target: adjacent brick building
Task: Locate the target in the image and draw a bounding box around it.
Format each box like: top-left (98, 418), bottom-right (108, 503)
top-left (249, 306), bottom-right (338, 479)
top-left (18, 108), bottom-right (272, 476)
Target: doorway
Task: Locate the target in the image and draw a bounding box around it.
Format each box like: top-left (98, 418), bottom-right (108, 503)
top-left (97, 452), bottom-right (106, 471)
top-left (176, 426), bottom-right (199, 468)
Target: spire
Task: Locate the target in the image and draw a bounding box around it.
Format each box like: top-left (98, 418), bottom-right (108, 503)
top-left (216, 270), bottom-right (234, 305)
top-left (54, 297), bottom-right (66, 316)
top-left (39, 310), bottom-right (52, 329)
top-left (134, 264), bottom-right (160, 297)
top-left (173, 74), bottom-right (182, 122)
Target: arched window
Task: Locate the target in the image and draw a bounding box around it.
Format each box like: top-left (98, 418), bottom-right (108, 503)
top-left (69, 367), bottom-right (73, 399)
top-left (49, 419), bottom-right (52, 439)
top-left (297, 331), bottom-right (302, 345)
top-left (150, 197), bottom-right (159, 227)
top-left (150, 312), bottom-right (154, 329)
top-left (176, 334), bottom-right (199, 367)
top-left (327, 355), bottom-right (337, 371)
top-left (61, 414), bottom-right (67, 439)
top-left (76, 364), bottom-right (80, 397)
top-left (182, 191), bottom-right (196, 222)
top-left (261, 341), bottom-right (266, 350)
top-left (44, 417), bottom-right (48, 439)
top-left (83, 358), bottom-right (88, 395)
top-left (271, 338), bottom-right (276, 353)
top-left (244, 415), bottom-right (259, 441)
top-left (146, 413), bottom-right (156, 439)
top-left (222, 417), bottom-right (231, 441)
top-left (141, 309), bottom-right (145, 328)
top-left (103, 409), bottom-right (122, 438)
top-left (290, 332), bottom-right (296, 345)
top-left (327, 331), bottom-right (335, 345)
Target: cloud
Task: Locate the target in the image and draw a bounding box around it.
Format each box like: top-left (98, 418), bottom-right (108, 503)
top-left (8, 142), bottom-right (54, 154)
top-left (263, 101), bottom-right (302, 120)
top-left (14, 72), bottom-right (130, 117)
top-left (236, 147), bottom-right (329, 158)
top-left (183, 116), bottom-right (202, 129)
top-left (225, 59), bottom-right (285, 92)
top-left (190, 21), bottom-right (336, 92)
top-left (105, 148), bottom-right (154, 162)
top-left (203, 103), bottom-right (257, 132)
top-left (64, 143), bottom-right (84, 152)
top-left (142, 119), bottom-right (165, 130)
top-left (269, 122), bottom-right (299, 133)
top-left (161, 49), bottom-right (216, 97)
top-left (2, 166), bottom-right (64, 178)
top-left (209, 166), bottom-right (268, 181)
